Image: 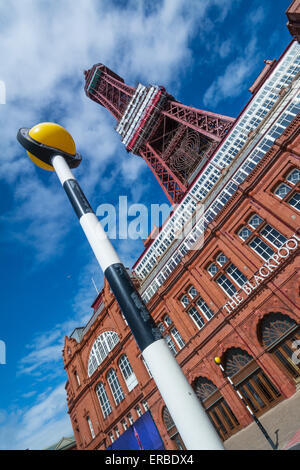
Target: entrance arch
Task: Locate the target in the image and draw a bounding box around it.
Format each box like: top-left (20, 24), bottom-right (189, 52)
top-left (223, 347), bottom-right (282, 417)
top-left (193, 376), bottom-right (240, 441)
top-left (259, 313), bottom-right (300, 383)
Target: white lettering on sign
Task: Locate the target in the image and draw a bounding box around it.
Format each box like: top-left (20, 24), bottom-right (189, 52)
top-left (222, 234), bottom-right (299, 314)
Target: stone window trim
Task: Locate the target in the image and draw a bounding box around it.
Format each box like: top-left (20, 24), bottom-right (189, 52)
top-left (236, 212), bottom-right (288, 262)
top-left (205, 250), bottom-right (233, 281)
top-left (204, 252), bottom-right (248, 298)
top-left (179, 284), bottom-right (215, 331)
top-left (178, 283), bottom-right (214, 314)
top-left (270, 165), bottom-right (300, 212)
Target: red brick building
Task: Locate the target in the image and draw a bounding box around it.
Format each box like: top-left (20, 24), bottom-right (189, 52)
top-left (63, 7), bottom-right (300, 451)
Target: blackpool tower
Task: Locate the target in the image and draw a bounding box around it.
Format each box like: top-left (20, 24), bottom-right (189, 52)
top-left (84, 64), bottom-right (235, 203)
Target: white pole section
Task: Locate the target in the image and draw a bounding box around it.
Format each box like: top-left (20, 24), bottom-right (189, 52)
top-left (51, 154), bottom-right (224, 451)
top-left (143, 339), bottom-right (224, 450)
top-left (52, 155), bottom-right (121, 272)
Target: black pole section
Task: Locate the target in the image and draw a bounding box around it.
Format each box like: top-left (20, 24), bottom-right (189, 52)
top-left (105, 263), bottom-right (162, 351)
top-left (252, 415), bottom-right (277, 450)
top-left (62, 176), bottom-right (162, 352)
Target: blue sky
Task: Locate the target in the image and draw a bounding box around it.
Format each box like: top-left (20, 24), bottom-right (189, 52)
top-left (0, 0), bottom-right (292, 450)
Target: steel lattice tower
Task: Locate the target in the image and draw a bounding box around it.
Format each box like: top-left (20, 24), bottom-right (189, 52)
top-left (84, 64), bottom-right (235, 203)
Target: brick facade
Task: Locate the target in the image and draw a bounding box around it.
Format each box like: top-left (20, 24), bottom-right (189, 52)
top-left (63, 115), bottom-right (300, 450)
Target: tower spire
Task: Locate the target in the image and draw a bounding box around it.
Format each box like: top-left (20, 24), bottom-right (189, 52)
top-left (84, 64), bottom-right (235, 203)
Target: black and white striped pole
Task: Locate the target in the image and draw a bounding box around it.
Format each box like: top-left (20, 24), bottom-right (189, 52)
top-left (214, 357), bottom-right (277, 450)
top-left (17, 122), bottom-right (224, 450)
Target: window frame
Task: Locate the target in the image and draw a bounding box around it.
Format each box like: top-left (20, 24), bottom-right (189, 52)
top-left (118, 354), bottom-right (138, 392)
top-left (95, 381), bottom-right (112, 419)
top-left (179, 284), bottom-right (215, 330)
top-left (271, 166), bottom-right (300, 212)
top-left (205, 252), bottom-right (248, 298)
top-left (107, 368), bottom-right (125, 406)
top-left (236, 213), bottom-right (288, 262)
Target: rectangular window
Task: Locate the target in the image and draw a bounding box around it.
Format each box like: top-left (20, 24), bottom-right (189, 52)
top-left (288, 192), bottom-right (300, 211)
top-left (196, 298), bottom-right (214, 321)
top-left (249, 236), bottom-right (274, 261)
top-left (226, 264), bottom-right (248, 287)
top-left (260, 224), bottom-right (287, 248)
top-left (188, 306), bottom-right (205, 330)
top-left (127, 413), bottom-right (134, 425)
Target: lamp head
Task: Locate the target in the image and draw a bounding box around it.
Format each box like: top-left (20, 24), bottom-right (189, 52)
top-left (17, 122), bottom-right (82, 171)
top-left (214, 356), bottom-right (222, 365)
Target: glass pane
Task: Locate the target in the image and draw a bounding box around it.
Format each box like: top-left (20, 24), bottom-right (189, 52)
top-left (208, 263), bottom-right (219, 277)
top-left (171, 327), bottom-right (185, 349)
top-left (275, 349), bottom-right (299, 378)
top-left (248, 214), bottom-right (263, 228)
top-left (260, 224), bottom-right (287, 248)
top-left (216, 253), bottom-right (228, 266)
top-left (249, 236), bottom-right (274, 260)
top-left (288, 192), bottom-right (300, 211)
top-left (253, 375), bottom-right (273, 402)
top-left (286, 169), bottom-right (300, 185)
top-left (216, 274), bottom-right (237, 297)
top-left (188, 306), bottom-right (205, 329)
top-left (226, 264), bottom-right (248, 287)
top-left (239, 385), bottom-right (259, 412)
top-left (260, 372), bottom-right (281, 398)
top-left (181, 295), bottom-right (190, 308)
top-left (196, 297), bottom-right (214, 320)
top-left (274, 183), bottom-right (292, 199)
top-left (163, 315), bottom-right (172, 327)
top-left (188, 286), bottom-right (198, 298)
top-left (239, 226), bottom-right (252, 241)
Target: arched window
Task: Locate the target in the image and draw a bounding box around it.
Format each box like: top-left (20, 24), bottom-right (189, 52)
top-left (88, 331), bottom-right (120, 377)
top-left (193, 377), bottom-right (239, 441)
top-left (223, 347), bottom-right (282, 417)
top-left (107, 369), bottom-right (124, 405)
top-left (259, 313), bottom-right (300, 381)
top-left (162, 407), bottom-right (185, 450)
top-left (95, 382), bottom-right (112, 418)
top-left (118, 355), bottom-right (138, 391)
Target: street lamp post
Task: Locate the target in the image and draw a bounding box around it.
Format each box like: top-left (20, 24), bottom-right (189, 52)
top-left (17, 122), bottom-right (224, 450)
top-left (214, 357), bottom-right (277, 450)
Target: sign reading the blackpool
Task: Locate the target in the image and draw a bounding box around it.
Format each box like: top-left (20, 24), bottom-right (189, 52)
top-left (223, 233), bottom-right (300, 314)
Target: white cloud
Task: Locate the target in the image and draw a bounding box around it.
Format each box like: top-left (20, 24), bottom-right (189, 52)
top-left (203, 37), bottom-right (260, 107)
top-left (0, 384), bottom-right (73, 450)
top-left (0, 0), bottom-right (238, 261)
